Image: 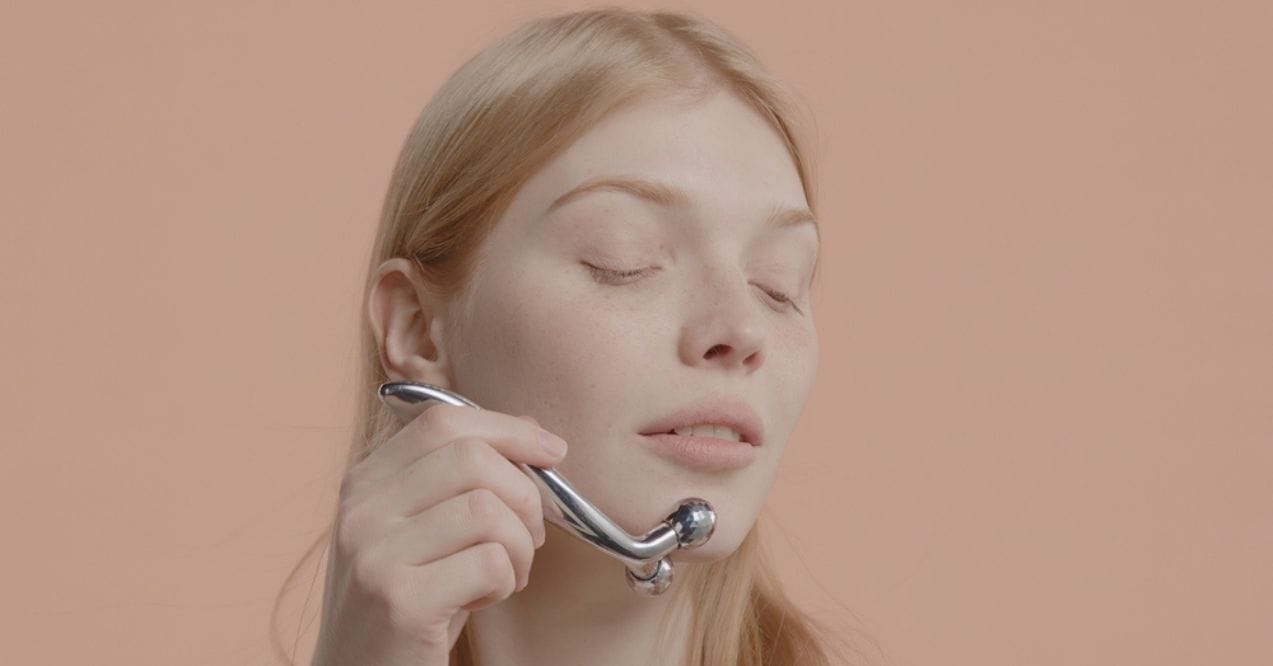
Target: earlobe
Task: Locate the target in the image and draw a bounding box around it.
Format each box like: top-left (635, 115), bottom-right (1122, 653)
top-left (366, 258), bottom-right (453, 387)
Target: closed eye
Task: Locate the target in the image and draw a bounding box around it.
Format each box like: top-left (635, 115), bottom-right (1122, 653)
top-left (585, 261), bottom-right (803, 314)
top-left (756, 284), bottom-right (803, 315)
top-left (583, 261), bottom-right (658, 285)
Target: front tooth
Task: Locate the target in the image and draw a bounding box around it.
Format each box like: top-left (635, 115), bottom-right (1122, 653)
top-left (712, 425), bottom-right (741, 442)
top-left (672, 424), bottom-right (741, 441)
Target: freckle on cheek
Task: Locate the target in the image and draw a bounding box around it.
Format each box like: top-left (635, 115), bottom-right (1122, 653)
top-left (483, 290), bottom-right (586, 386)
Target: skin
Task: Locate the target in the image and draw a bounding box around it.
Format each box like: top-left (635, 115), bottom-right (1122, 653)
top-left (360, 86), bottom-right (819, 665)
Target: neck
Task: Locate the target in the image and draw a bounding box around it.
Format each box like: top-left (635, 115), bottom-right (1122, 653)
top-left (463, 526), bottom-right (696, 665)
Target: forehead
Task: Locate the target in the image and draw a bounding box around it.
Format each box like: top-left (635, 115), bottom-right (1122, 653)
top-left (507, 88), bottom-right (811, 230)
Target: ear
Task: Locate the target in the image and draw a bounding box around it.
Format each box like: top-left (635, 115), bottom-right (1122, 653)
top-left (366, 257), bottom-right (455, 388)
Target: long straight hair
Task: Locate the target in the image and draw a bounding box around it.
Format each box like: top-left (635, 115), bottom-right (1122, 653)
top-left (272, 7), bottom-right (867, 664)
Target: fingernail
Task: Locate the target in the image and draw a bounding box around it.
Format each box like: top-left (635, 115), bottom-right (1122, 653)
top-left (534, 526), bottom-right (546, 548)
top-left (538, 429), bottom-right (567, 457)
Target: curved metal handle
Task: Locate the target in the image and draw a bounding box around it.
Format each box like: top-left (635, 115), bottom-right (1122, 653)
top-left (376, 381), bottom-right (716, 596)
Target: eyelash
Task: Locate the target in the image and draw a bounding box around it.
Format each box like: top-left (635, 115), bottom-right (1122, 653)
top-left (584, 263), bottom-right (658, 284)
top-left (584, 262), bottom-right (803, 315)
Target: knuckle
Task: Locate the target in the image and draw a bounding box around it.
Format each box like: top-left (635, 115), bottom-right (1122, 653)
top-left (381, 571), bottom-right (420, 619)
top-left (337, 488), bottom-right (373, 523)
top-left (382, 576), bottom-right (442, 645)
top-left (451, 436), bottom-right (494, 471)
top-left (414, 404), bottom-right (458, 440)
top-left (333, 507), bottom-right (366, 558)
top-left (472, 543), bottom-right (516, 595)
top-left (465, 488), bottom-right (502, 523)
top-left (518, 478), bottom-right (542, 517)
top-left (348, 550), bottom-right (385, 595)
top-left (382, 591), bottom-right (415, 633)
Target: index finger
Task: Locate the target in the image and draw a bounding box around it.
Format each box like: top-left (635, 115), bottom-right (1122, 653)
top-left (357, 404), bottom-right (569, 484)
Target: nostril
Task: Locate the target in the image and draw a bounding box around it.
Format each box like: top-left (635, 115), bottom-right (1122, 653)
top-left (704, 344), bottom-right (729, 359)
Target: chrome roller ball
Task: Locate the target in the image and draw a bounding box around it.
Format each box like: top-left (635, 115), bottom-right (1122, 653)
top-left (625, 558), bottom-right (673, 596)
top-left (667, 498), bottom-right (715, 548)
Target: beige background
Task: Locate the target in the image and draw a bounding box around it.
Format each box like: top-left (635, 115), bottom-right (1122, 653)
top-left (2, 1), bottom-right (1270, 664)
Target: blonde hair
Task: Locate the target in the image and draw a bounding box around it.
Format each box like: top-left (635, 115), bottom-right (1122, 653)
top-left (271, 6), bottom-right (870, 664)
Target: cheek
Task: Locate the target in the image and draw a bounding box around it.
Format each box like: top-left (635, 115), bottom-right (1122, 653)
top-left (449, 266), bottom-right (661, 422)
top-left (766, 320), bottom-right (819, 448)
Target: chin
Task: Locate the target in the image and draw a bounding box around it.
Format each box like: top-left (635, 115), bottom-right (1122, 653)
top-left (669, 542), bottom-right (737, 564)
top-left (667, 517), bottom-right (753, 563)
top-left (633, 480), bottom-right (763, 562)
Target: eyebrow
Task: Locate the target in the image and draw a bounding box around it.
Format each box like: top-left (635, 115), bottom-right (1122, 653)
top-left (544, 174), bottom-right (819, 233)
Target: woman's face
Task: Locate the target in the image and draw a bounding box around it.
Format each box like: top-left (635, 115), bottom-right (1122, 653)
top-left (437, 87), bottom-right (819, 560)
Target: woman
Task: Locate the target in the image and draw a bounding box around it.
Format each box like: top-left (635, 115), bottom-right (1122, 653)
top-left (273, 7), bottom-right (855, 665)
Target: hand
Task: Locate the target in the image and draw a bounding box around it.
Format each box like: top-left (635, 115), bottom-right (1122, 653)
top-left (311, 405), bottom-right (568, 666)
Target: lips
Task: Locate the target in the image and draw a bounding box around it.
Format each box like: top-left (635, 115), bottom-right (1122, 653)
top-left (638, 399), bottom-right (763, 448)
top-left (640, 431), bottom-right (758, 471)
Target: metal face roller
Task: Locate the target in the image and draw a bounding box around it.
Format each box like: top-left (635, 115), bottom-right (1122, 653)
top-left (377, 381), bottom-right (716, 596)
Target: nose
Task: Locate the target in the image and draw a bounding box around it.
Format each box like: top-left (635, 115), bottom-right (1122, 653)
top-left (678, 269), bottom-right (766, 373)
